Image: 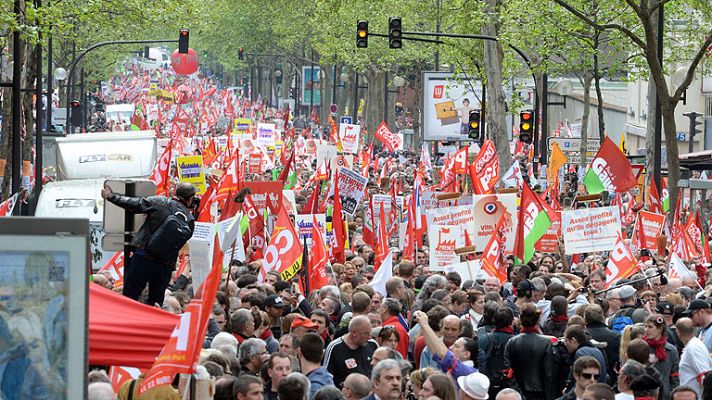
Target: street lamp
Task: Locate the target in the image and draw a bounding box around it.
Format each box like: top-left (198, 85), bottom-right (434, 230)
top-left (54, 67), bottom-right (67, 82)
top-left (340, 72), bottom-right (350, 83)
top-left (393, 75), bottom-right (406, 87)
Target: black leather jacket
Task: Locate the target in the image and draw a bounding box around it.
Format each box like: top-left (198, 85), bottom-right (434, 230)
top-left (504, 332), bottom-right (556, 400)
top-left (106, 193), bottom-right (194, 258)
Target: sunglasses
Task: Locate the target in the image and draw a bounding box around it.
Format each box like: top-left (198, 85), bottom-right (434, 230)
top-left (581, 373), bottom-right (600, 380)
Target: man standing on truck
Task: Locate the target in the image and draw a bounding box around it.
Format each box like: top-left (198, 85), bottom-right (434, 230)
top-left (101, 182), bottom-right (197, 306)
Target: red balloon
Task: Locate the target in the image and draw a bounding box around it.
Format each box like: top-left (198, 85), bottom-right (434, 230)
top-left (171, 48), bottom-right (199, 75)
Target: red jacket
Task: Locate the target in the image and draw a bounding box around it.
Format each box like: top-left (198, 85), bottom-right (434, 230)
top-left (383, 316), bottom-right (409, 359)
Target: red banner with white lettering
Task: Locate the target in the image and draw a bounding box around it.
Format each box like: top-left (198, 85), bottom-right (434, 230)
top-left (469, 140), bottom-right (500, 194)
top-left (374, 121), bottom-right (402, 152)
top-left (605, 232), bottom-right (641, 288)
top-left (266, 205), bottom-right (303, 281)
top-left (480, 212), bottom-right (508, 284)
top-left (139, 237), bottom-right (224, 395)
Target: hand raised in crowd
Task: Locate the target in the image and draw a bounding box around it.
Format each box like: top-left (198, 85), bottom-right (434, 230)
top-left (101, 183), bottom-right (113, 200)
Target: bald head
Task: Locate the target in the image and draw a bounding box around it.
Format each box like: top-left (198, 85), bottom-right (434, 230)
top-left (343, 373), bottom-right (372, 399)
top-left (675, 317), bottom-right (695, 343)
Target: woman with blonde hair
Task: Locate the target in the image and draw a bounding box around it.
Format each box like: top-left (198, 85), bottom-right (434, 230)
top-left (418, 374), bottom-right (457, 400)
top-left (409, 368), bottom-right (438, 399)
top-left (619, 323), bottom-right (646, 364)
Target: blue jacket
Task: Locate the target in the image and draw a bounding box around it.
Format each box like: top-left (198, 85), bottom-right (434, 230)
top-left (307, 366), bottom-right (335, 399)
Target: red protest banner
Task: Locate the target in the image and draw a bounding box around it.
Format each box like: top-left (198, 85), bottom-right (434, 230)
top-left (374, 121), bottom-right (402, 152)
top-left (242, 181), bottom-right (285, 215)
top-left (469, 140), bottom-right (500, 194)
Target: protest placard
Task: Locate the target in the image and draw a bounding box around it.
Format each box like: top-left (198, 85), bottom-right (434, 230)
top-left (295, 214), bottom-right (326, 248)
top-left (327, 168), bottom-right (367, 215)
top-left (562, 206), bottom-right (621, 254)
top-left (471, 194), bottom-right (519, 253)
top-left (256, 123), bottom-right (276, 147)
top-left (176, 155), bottom-right (206, 194)
top-left (339, 123), bottom-right (361, 154)
top-left (428, 224), bottom-right (461, 270)
top-left (248, 153), bottom-right (262, 174)
top-left (634, 211), bottom-right (665, 253)
top-left (535, 212), bottom-right (562, 253)
top-left (441, 260), bottom-right (488, 282)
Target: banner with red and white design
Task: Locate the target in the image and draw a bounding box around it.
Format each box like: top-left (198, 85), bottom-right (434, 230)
top-left (374, 121), bottom-right (403, 152)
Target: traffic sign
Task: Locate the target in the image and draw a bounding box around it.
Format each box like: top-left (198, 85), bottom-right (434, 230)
top-left (340, 116), bottom-right (353, 124)
top-left (330, 103), bottom-right (338, 114)
top-left (547, 137), bottom-right (600, 153)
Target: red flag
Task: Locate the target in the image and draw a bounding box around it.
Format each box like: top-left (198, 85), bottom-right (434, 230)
top-left (328, 116), bottom-right (338, 143)
top-left (308, 215), bottom-right (330, 291)
top-left (469, 140), bottom-right (500, 194)
top-left (363, 195), bottom-right (375, 247)
top-left (605, 233), bottom-right (641, 288)
top-left (98, 252), bottom-right (125, 288)
top-left (480, 212), bottom-right (508, 284)
top-left (196, 184), bottom-right (216, 223)
top-left (375, 202), bottom-right (389, 270)
top-left (402, 195), bottom-right (415, 262)
top-left (0, 192), bottom-right (20, 217)
top-left (216, 153), bottom-right (241, 195)
top-left (266, 206), bottom-right (304, 281)
top-left (277, 147), bottom-right (295, 182)
top-left (219, 189), bottom-right (240, 222)
top-left (283, 104), bottom-right (290, 132)
top-left (332, 173), bottom-right (346, 264)
top-left (139, 237), bottom-right (224, 395)
top-left (647, 178), bottom-right (663, 214)
top-left (374, 121), bottom-right (402, 152)
top-left (150, 141), bottom-right (172, 196)
top-left (302, 180), bottom-right (321, 215)
top-left (586, 137), bottom-right (637, 193)
top-left (109, 366), bottom-right (144, 394)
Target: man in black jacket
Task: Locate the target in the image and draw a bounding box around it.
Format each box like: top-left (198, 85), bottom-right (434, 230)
top-left (102, 182), bottom-right (196, 306)
top-left (584, 305), bottom-right (619, 383)
top-left (504, 303), bottom-right (556, 400)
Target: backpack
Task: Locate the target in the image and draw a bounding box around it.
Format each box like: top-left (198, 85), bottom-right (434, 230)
top-left (610, 309), bottom-right (635, 334)
top-left (483, 333), bottom-right (509, 396)
top-left (146, 201), bottom-right (194, 262)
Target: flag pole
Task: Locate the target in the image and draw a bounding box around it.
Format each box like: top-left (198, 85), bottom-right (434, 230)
top-left (301, 236), bottom-right (309, 295)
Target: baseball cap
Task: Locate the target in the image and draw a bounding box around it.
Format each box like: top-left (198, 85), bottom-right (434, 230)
top-left (618, 285), bottom-right (636, 300)
top-left (656, 301), bottom-right (674, 316)
top-left (457, 372), bottom-right (490, 400)
top-left (681, 299), bottom-right (711, 316)
top-left (264, 295), bottom-right (289, 309)
top-left (290, 315), bottom-right (318, 330)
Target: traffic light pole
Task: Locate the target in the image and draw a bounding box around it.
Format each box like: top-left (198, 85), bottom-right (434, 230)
top-left (64, 39), bottom-right (179, 133)
top-left (683, 111), bottom-right (703, 153)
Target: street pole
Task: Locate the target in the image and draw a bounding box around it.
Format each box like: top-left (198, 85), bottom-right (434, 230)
top-left (653, 3), bottom-right (663, 191)
top-left (384, 71), bottom-right (388, 126)
top-left (435, 0), bottom-right (441, 71)
top-left (34, 0), bottom-right (43, 198)
top-left (332, 64), bottom-right (338, 109)
top-left (80, 65), bottom-right (85, 131)
top-left (11, 0), bottom-right (23, 201)
top-left (309, 49), bottom-right (315, 115)
top-left (540, 74), bottom-right (549, 167)
top-left (352, 73), bottom-right (359, 121)
top-left (46, 26), bottom-right (53, 132)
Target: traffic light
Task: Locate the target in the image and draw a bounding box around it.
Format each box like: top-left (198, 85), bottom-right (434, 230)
top-left (356, 20), bottom-right (369, 48)
top-left (238, 48), bottom-right (244, 60)
top-left (70, 99), bottom-right (82, 127)
top-left (519, 110), bottom-right (534, 144)
top-left (389, 17), bottom-right (402, 49)
top-left (143, 46), bottom-right (150, 59)
top-left (684, 111), bottom-right (704, 152)
top-left (468, 109), bottom-right (481, 140)
top-left (178, 29), bottom-right (189, 54)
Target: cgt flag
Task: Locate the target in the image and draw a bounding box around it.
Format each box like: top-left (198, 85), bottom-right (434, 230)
top-left (266, 205), bottom-right (304, 281)
top-left (513, 182), bottom-right (553, 264)
top-left (149, 140), bottom-right (173, 196)
top-left (139, 237), bottom-right (224, 395)
top-left (480, 212), bottom-right (508, 284)
top-left (469, 140), bottom-right (500, 194)
top-left (583, 137), bottom-right (637, 194)
top-left (605, 232), bottom-right (641, 288)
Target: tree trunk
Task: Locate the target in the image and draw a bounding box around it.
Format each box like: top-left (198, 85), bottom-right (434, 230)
top-left (412, 63), bottom-right (423, 150)
top-left (593, 39), bottom-right (606, 140)
top-left (482, 0), bottom-right (511, 176)
top-left (660, 95), bottom-right (680, 214)
top-left (364, 66), bottom-right (384, 135)
top-left (579, 73), bottom-right (593, 169)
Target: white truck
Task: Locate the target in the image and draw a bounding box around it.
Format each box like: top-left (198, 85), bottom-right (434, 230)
top-left (35, 131), bottom-right (157, 269)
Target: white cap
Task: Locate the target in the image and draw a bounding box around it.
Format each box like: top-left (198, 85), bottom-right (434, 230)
top-left (457, 372), bottom-right (490, 400)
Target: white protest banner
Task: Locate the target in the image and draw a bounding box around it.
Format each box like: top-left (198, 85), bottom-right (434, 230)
top-left (372, 194), bottom-right (392, 222)
top-left (217, 215), bottom-right (246, 263)
top-left (256, 123), bottom-right (276, 147)
top-left (442, 260), bottom-right (488, 282)
top-left (421, 192), bottom-right (473, 212)
top-left (426, 205), bottom-right (476, 247)
top-left (188, 222), bottom-right (216, 290)
top-left (282, 190), bottom-right (298, 215)
top-left (316, 144), bottom-right (338, 167)
top-left (295, 214), bottom-right (326, 248)
top-left (428, 223), bottom-right (461, 270)
top-left (471, 194), bottom-right (519, 253)
top-left (562, 206), bottom-right (621, 254)
top-left (339, 123), bottom-right (361, 154)
top-left (327, 168), bottom-right (368, 215)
